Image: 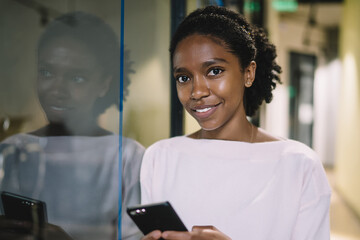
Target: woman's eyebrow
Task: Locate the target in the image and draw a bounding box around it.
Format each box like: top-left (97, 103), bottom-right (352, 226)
top-left (202, 58), bottom-right (228, 68)
top-left (173, 67), bottom-right (187, 73)
top-left (173, 58), bottom-right (229, 72)
top-left (38, 62), bottom-right (95, 73)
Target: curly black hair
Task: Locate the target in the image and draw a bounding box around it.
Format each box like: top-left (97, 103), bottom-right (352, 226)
top-left (170, 6), bottom-right (282, 117)
top-left (38, 12), bottom-right (130, 116)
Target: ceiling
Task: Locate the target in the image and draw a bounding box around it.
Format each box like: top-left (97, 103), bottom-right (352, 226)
top-left (279, 3), bottom-right (343, 28)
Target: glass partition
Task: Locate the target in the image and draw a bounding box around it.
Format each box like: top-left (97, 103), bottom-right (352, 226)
top-left (0, 1), bottom-right (127, 239)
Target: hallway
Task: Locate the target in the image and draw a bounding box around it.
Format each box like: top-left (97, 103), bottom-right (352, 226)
top-left (327, 169), bottom-right (360, 239)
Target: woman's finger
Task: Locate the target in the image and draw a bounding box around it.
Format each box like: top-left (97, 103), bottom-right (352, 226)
top-left (142, 230), bottom-right (162, 240)
top-left (192, 226), bottom-right (232, 240)
top-left (192, 225), bottom-right (218, 232)
top-left (162, 230), bottom-right (191, 240)
top-left (0, 216), bottom-right (31, 230)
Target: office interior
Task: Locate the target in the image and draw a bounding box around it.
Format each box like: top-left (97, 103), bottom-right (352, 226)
top-left (0, 0), bottom-right (359, 239)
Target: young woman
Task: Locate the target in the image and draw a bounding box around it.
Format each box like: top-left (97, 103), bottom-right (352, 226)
top-left (141, 6), bottom-right (331, 240)
top-left (0, 12), bottom-right (143, 240)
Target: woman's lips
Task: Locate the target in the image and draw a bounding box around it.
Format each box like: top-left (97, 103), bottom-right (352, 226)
top-left (195, 107), bottom-right (212, 113)
top-left (51, 106), bottom-right (69, 111)
top-left (191, 103), bottom-right (220, 119)
top-left (47, 105), bottom-right (72, 115)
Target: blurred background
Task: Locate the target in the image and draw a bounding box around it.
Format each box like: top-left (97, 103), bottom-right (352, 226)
top-left (0, 0), bottom-right (359, 239)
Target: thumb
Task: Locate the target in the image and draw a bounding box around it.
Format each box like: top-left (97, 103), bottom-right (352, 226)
top-left (192, 225), bottom-right (218, 232)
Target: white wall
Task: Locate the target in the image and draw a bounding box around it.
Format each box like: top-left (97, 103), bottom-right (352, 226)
top-left (313, 60), bottom-right (341, 167)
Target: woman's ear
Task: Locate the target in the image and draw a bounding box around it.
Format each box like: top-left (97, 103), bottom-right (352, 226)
top-left (244, 61), bottom-right (256, 88)
top-left (98, 76), bottom-right (112, 98)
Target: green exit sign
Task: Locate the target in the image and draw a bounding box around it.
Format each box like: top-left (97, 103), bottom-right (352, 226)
top-left (272, 0), bottom-right (298, 12)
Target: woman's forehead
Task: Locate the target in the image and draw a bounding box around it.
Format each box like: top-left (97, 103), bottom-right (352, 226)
top-left (38, 37), bottom-right (99, 67)
top-left (173, 34), bottom-right (240, 67)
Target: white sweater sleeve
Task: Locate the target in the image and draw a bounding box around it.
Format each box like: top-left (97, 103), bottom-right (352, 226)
top-left (140, 145), bottom-right (156, 205)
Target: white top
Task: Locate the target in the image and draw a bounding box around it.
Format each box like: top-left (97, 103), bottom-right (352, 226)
top-left (0, 133), bottom-right (144, 240)
top-left (141, 136), bottom-right (331, 240)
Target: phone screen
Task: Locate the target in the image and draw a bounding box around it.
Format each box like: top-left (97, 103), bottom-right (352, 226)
top-left (127, 201), bottom-right (187, 236)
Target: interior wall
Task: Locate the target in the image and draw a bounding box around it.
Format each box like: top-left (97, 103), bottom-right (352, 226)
top-left (335, 0), bottom-right (360, 217)
top-left (263, 0), bottom-right (288, 139)
top-left (122, 0), bottom-right (170, 147)
top-left (0, 0), bottom-right (48, 134)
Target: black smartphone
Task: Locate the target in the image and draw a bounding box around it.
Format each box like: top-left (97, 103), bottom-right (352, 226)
top-left (1, 191), bottom-right (48, 226)
top-left (127, 201), bottom-right (187, 236)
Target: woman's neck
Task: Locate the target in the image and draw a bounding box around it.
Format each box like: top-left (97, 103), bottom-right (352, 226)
top-left (30, 122), bottom-right (112, 137)
top-left (189, 122), bottom-right (283, 143)
top-left (191, 118), bottom-right (256, 142)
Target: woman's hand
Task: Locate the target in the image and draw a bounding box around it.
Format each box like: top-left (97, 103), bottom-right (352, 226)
top-left (141, 226), bottom-right (231, 240)
top-left (0, 215), bottom-right (33, 239)
top-left (141, 230), bottom-right (162, 240)
top-left (42, 223), bottom-right (73, 240)
top-left (0, 215), bottom-right (73, 240)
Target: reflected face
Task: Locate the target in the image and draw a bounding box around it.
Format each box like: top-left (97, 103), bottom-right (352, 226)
top-left (37, 37), bottom-right (109, 124)
top-left (173, 34), bottom-right (247, 132)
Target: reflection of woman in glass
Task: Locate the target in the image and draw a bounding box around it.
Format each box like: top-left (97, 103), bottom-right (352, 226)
top-left (0, 12), bottom-right (143, 240)
top-left (141, 6), bottom-right (331, 240)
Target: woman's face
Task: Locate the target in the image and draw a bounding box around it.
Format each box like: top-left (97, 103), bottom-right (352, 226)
top-left (37, 36), bottom-right (110, 125)
top-left (173, 34), bottom-right (253, 133)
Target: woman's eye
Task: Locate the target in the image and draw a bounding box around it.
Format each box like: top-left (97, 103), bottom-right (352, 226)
top-left (208, 68), bottom-right (223, 76)
top-left (176, 75), bottom-right (190, 83)
top-left (72, 76), bottom-right (86, 83)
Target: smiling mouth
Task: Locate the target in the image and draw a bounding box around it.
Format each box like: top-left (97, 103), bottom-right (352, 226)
top-left (50, 106), bottom-right (69, 111)
top-left (195, 107), bottom-right (212, 113)
top-left (191, 103), bottom-right (221, 119)
top-left (192, 103), bottom-right (221, 112)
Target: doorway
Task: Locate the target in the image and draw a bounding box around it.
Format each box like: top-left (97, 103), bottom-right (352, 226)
top-left (289, 52), bottom-right (316, 147)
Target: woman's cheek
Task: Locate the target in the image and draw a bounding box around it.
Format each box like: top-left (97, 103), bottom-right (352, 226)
top-left (176, 85), bottom-right (190, 106)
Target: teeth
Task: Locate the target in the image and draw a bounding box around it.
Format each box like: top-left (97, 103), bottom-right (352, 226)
top-left (196, 107), bottom-right (212, 113)
top-left (51, 106), bottom-right (67, 111)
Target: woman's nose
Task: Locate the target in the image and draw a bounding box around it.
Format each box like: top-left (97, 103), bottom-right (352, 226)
top-left (50, 76), bottom-right (68, 97)
top-left (191, 76), bottom-right (210, 100)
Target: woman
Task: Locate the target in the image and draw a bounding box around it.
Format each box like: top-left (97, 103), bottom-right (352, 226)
top-left (141, 6), bottom-right (331, 240)
top-left (0, 12), bottom-right (143, 240)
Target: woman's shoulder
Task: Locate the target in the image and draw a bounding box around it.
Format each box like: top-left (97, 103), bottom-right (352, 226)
top-left (146, 136), bottom-right (189, 148)
top-left (253, 128), bottom-right (318, 161)
top-left (254, 127), bottom-right (283, 142)
top-left (143, 133), bottom-right (319, 164)
top-left (122, 137), bottom-right (145, 151)
top-left (278, 139), bottom-right (318, 161)
top-left (0, 133), bottom-right (35, 148)
top-left (143, 136), bottom-right (199, 158)
top-left (122, 137), bottom-right (145, 163)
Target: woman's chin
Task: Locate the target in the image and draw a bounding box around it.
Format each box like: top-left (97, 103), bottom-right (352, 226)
top-left (198, 123), bottom-right (220, 132)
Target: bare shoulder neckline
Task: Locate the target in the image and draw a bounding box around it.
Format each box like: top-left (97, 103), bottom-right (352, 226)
top-left (184, 127), bottom-right (286, 144)
top-left (182, 135), bottom-right (288, 145)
